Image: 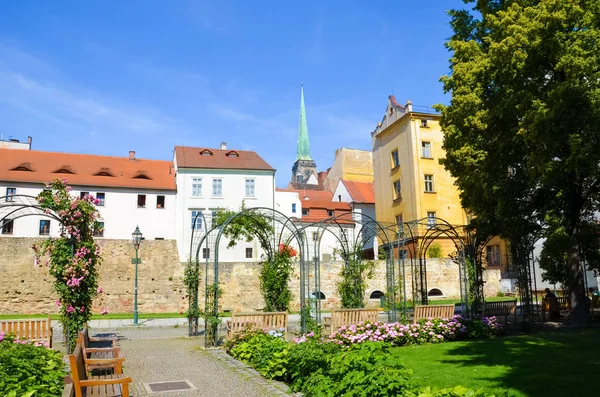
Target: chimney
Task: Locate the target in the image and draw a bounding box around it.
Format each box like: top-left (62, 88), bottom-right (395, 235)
top-left (129, 151), bottom-right (135, 160)
top-left (406, 100), bottom-right (413, 112)
top-left (27, 136), bottom-right (32, 150)
top-left (220, 142), bottom-right (227, 150)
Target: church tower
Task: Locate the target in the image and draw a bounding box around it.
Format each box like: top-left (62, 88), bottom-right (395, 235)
top-left (291, 85), bottom-right (318, 186)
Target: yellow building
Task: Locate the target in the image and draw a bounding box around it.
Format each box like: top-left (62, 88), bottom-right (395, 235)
top-left (372, 96), bottom-right (509, 270)
top-left (323, 148), bottom-right (373, 193)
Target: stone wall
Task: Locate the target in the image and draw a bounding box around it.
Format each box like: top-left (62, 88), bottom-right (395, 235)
top-left (0, 238), bottom-right (502, 314)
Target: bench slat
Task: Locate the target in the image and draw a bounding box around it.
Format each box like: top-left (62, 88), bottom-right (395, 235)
top-left (413, 305), bottom-right (455, 323)
top-left (226, 312), bottom-right (288, 338)
top-left (0, 317), bottom-right (52, 347)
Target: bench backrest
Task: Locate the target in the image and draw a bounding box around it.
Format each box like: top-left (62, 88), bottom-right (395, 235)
top-left (331, 308), bottom-right (380, 330)
top-left (542, 297), bottom-right (570, 311)
top-left (229, 312), bottom-right (288, 334)
top-left (68, 344), bottom-right (88, 397)
top-left (0, 316), bottom-right (52, 345)
top-left (413, 305), bottom-right (455, 323)
top-left (483, 300), bottom-right (517, 316)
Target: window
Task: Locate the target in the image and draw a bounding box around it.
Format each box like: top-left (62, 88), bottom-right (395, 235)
top-left (202, 248), bottom-right (210, 259)
top-left (211, 210), bottom-right (219, 227)
top-left (302, 209), bottom-right (309, 216)
top-left (395, 214), bottom-right (403, 225)
top-left (5, 187), bottom-right (16, 202)
top-left (393, 180), bottom-right (401, 200)
top-left (422, 141), bottom-right (432, 158)
top-left (96, 192), bottom-right (105, 206)
top-left (312, 232), bottom-right (319, 241)
top-left (327, 210), bottom-right (335, 217)
top-left (391, 150), bottom-right (400, 168)
top-left (296, 174), bottom-right (303, 183)
top-left (292, 203), bottom-right (297, 213)
top-left (39, 220), bottom-right (50, 235)
top-left (245, 179), bottom-right (255, 197)
top-left (191, 210), bottom-right (203, 230)
top-left (2, 219), bottom-right (14, 235)
top-left (93, 222), bottom-right (104, 237)
top-left (245, 248), bottom-right (253, 259)
top-left (80, 191), bottom-right (89, 199)
top-left (156, 195), bottom-right (165, 209)
top-left (427, 211), bottom-right (436, 228)
top-left (192, 178), bottom-right (202, 196)
top-left (421, 119), bottom-right (429, 128)
top-left (486, 245), bottom-right (501, 267)
top-left (424, 174), bottom-right (434, 192)
top-left (137, 194), bottom-right (146, 208)
top-left (212, 179), bottom-right (222, 197)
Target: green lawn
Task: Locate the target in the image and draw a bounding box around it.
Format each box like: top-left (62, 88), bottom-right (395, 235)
top-left (392, 329), bottom-right (600, 396)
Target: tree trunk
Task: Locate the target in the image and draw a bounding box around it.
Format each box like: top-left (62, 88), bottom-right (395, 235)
top-left (568, 227), bottom-right (588, 327)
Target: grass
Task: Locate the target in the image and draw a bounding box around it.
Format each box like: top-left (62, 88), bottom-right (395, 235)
top-left (391, 329), bottom-right (600, 396)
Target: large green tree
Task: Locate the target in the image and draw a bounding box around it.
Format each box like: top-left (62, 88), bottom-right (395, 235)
top-left (439, 0), bottom-right (600, 326)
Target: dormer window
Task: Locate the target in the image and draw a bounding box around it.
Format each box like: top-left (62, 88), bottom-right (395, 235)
top-left (200, 149), bottom-right (213, 156)
top-left (10, 163), bottom-right (34, 172)
top-left (94, 168), bottom-right (114, 177)
top-left (133, 171), bottom-right (152, 180)
top-left (226, 150), bottom-right (239, 158)
top-left (53, 165), bottom-right (76, 174)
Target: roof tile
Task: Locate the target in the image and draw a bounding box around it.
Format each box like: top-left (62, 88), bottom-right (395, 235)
top-left (175, 146), bottom-right (274, 171)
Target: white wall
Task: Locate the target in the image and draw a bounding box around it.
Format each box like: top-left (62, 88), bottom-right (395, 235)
top-left (175, 168), bottom-right (275, 261)
top-left (0, 182), bottom-right (176, 240)
top-left (332, 181), bottom-right (352, 203)
top-left (275, 191), bottom-right (302, 219)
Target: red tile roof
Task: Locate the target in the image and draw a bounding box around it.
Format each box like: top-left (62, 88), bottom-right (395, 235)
top-left (342, 180), bottom-right (375, 204)
top-left (0, 148), bottom-right (176, 190)
top-left (174, 146), bottom-right (274, 171)
top-left (282, 189), bottom-right (333, 201)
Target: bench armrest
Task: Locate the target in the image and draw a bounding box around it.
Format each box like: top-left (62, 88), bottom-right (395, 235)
top-left (85, 357), bottom-right (125, 366)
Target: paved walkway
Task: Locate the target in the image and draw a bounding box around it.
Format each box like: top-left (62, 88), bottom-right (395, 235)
top-left (55, 321), bottom-right (291, 396)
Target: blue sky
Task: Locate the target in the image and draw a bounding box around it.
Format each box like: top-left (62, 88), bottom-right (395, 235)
top-left (0, 0), bottom-right (466, 187)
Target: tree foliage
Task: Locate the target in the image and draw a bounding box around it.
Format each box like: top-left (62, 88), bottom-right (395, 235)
top-left (438, 0), bottom-right (600, 325)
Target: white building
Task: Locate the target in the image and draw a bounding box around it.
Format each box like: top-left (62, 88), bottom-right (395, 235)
top-left (0, 136), bottom-right (32, 150)
top-left (173, 144), bottom-right (276, 262)
top-left (0, 148), bottom-right (177, 241)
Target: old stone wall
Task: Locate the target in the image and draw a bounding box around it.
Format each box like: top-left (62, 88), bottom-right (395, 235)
top-left (0, 238), bottom-right (501, 314)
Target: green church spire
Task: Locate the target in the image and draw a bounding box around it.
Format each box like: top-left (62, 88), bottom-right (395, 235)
top-left (297, 84), bottom-right (312, 161)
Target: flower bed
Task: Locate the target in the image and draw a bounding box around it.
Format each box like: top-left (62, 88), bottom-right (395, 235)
top-left (0, 332), bottom-right (66, 397)
top-left (323, 315), bottom-right (503, 347)
top-left (226, 318), bottom-right (513, 397)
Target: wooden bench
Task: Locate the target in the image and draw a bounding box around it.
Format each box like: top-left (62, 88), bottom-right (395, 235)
top-left (323, 308), bottom-right (380, 334)
top-left (226, 312), bottom-right (288, 338)
top-left (483, 300), bottom-right (517, 323)
top-left (541, 297), bottom-right (570, 321)
top-left (68, 344), bottom-right (131, 397)
top-left (78, 328), bottom-right (121, 373)
top-left (0, 316), bottom-right (52, 347)
top-left (413, 304), bottom-right (455, 323)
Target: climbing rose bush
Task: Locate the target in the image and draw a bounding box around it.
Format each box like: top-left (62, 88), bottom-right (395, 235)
top-left (33, 178), bottom-right (104, 351)
top-left (303, 315), bottom-right (503, 347)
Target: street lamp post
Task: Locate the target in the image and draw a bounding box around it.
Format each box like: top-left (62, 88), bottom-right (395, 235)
top-left (132, 226), bottom-right (143, 325)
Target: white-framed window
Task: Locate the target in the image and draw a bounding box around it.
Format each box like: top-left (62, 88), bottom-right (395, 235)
top-left (395, 214), bottom-right (403, 225)
top-left (202, 248), bottom-right (210, 259)
top-left (302, 209), bottom-right (309, 216)
top-left (192, 178), bottom-right (202, 196)
top-left (39, 220), bottom-right (50, 236)
top-left (212, 179), bottom-right (222, 197)
top-left (427, 211), bottom-right (436, 228)
top-left (486, 245), bottom-right (501, 267)
top-left (211, 210), bottom-right (219, 227)
top-left (93, 222), bottom-right (104, 237)
top-left (391, 150), bottom-right (400, 168)
top-left (424, 174), bottom-right (434, 192)
top-left (5, 187), bottom-right (16, 202)
top-left (422, 141), bottom-right (432, 158)
top-left (245, 179), bottom-right (255, 197)
top-left (156, 195), bottom-right (165, 209)
top-left (96, 192), bottom-right (105, 206)
top-left (393, 180), bottom-right (401, 200)
top-left (2, 219), bottom-right (14, 235)
top-left (80, 191), bottom-right (89, 199)
top-left (327, 210), bottom-right (334, 217)
top-left (137, 194), bottom-right (146, 208)
top-left (191, 210), bottom-right (203, 230)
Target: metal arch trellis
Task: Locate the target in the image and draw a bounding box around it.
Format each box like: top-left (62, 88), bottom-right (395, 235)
top-left (296, 211), bottom-right (396, 323)
top-left (0, 194), bottom-right (62, 227)
top-left (390, 217), bottom-right (471, 319)
top-left (191, 207), bottom-right (309, 347)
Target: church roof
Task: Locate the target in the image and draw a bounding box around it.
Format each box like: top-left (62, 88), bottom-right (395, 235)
top-left (296, 85), bottom-right (312, 161)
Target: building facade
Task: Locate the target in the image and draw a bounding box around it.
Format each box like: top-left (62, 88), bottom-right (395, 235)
top-left (323, 148), bottom-right (373, 194)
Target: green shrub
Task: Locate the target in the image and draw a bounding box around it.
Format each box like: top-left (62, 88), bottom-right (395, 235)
top-left (0, 336), bottom-right (66, 397)
top-left (228, 330), bottom-right (289, 379)
top-left (496, 291), bottom-right (505, 297)
top-left (287, 340), bottom-right (341, 392)
top-left (407, 385), bottom-right (518, 397)
top-left (428, 243), bottom-right (443, 258)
